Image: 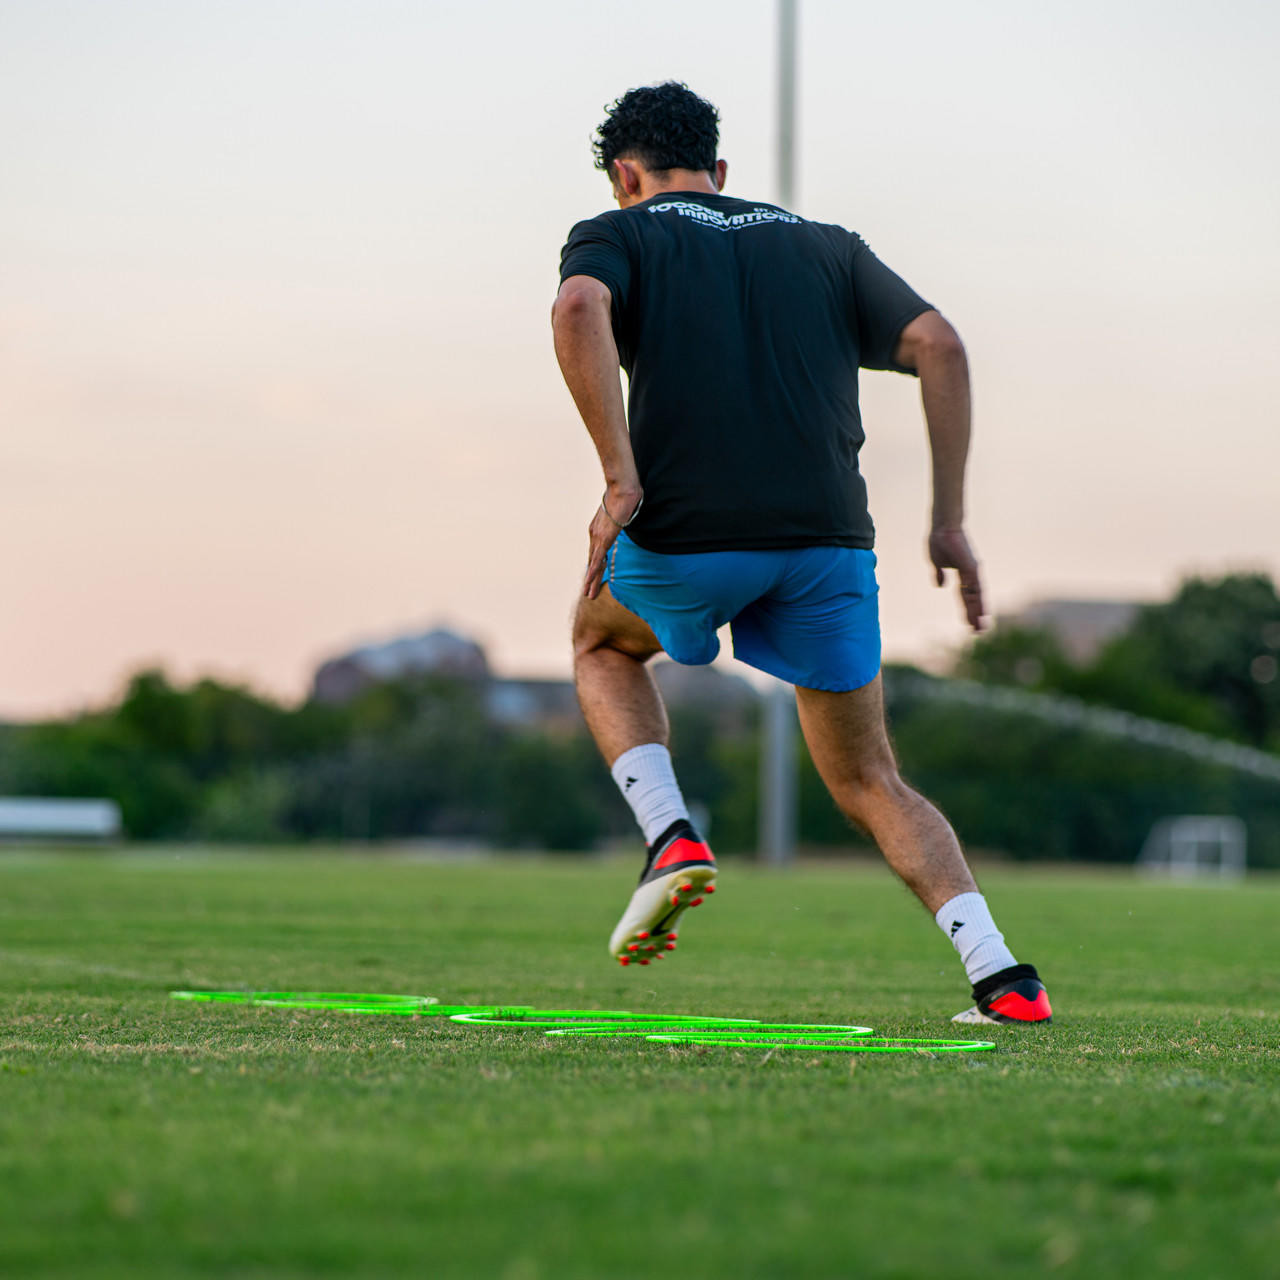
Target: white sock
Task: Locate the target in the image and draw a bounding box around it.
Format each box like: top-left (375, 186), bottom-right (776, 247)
top-left (935, 892), bottom-right (1017, 985)
top-left (610, 744), bottom-right (690, 845)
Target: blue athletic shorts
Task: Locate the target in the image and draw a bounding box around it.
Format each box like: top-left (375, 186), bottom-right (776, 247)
top-left (602, 533), bottom-right (881, 692)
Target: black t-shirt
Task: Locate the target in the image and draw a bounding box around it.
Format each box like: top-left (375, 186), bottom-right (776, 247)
top-left (559, 192), bottom-right (932, 554)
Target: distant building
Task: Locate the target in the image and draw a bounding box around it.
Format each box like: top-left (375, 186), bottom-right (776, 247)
top-left (1000, 598), bottom-right (1144, 664)
top-left (652, 660), bottom-right (758, 729)
top-left (484, 661), bottom-right (757, 733)
top-left (312, 627), bottom-right (489, 703)
top-left (486, 679), bottom-right (582, 733)
top-left (311, 625), bottom-right (760, 732)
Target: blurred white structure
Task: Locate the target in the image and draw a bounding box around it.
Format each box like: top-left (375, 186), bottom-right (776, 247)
top-left (900, 674), bottom-right (1280, 784)
top-left (1139, 815), bottom-right (1247, 881)
top-left (0, 797), bottom-right (121, 841)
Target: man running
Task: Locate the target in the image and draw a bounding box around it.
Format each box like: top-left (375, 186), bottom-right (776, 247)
top-left (552, 82), bottom-right (1051, 1024)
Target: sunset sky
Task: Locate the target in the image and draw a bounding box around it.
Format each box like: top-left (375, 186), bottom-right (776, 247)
top-left (3, 0), bottom-right (1277, 718)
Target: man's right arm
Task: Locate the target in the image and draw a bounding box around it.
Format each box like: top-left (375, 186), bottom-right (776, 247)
top-left (893, 310), bottom-right (986, 632)
top-left (552, 273), bottom-right (642, 599)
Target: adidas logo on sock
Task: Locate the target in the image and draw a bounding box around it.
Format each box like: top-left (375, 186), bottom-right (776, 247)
top-left (950, 920), bottom-right (964, 937)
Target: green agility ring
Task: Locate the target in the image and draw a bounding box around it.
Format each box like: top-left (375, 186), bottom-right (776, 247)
top-left (171, 991), bottom-right (994, 1053)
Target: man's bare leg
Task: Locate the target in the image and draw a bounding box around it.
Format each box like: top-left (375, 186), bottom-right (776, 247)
top-left (794, 674), bottom-right (977, 914)
top-left (573, 585), bottom-right (666, 764)
top-left (573, 585), bottom-right (717, 963)
top-left (795, 672), bottom-right (1052, 1022)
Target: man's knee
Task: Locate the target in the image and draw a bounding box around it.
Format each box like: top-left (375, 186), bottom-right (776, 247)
top-left (573, 591), bottom-right (660, 664)
top-left (573, 623), bottom-right (628, 664)
top-left (572, 603), bottom-right (621, 663)
top-left (572, 604), bottom-right (604, 661)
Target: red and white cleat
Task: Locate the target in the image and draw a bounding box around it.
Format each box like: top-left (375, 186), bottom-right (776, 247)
top-left (608, 820), bottom-right (716, 965)
top-left (952, 964), bottom-right (1053, 1025)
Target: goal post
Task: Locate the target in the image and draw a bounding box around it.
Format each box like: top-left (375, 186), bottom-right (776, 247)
top-left (1138, 815), bottom-right (1247, 881)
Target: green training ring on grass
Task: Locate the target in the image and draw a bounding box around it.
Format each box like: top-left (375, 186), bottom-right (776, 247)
top-left (170, 991), bottom-right (995, 1053)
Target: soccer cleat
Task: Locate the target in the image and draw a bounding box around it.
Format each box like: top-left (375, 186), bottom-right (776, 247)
top-left (952, 963), bottom-right (1053, 1025)
top-left (608, 819), bottom-right (717, 964)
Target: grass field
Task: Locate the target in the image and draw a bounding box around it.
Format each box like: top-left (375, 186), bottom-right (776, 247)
top-left (1, 849), bottom-right (1278, 1279)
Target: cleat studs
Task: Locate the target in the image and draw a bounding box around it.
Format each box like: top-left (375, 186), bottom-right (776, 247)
top-left (705, 884), bottom-right (716, 894)
top-left (679, 883), bottom-right (693, 892)
top-left (639, 959), bottom-right (650, 966)
top-left (690, 897), bottom-right (703, 906)
top-left (671, 894), bottom-right (681, 906)
top-left (636, 932), bottom-right (650, 940)
top-left (667, 932), bottom-right (677, 940)
top-left (654, 953), bottom-right (664, 960)
top-left (666, 942), bottom-right (676, 950)
top-left (627, 943), bottom-right (639, 952)
top-left (619, 957), bottom-right (630, 966)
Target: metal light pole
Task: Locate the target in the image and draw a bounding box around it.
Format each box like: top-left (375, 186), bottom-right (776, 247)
top-left (777, 0), bottom-right (798, 210)
top-left (759, 0), bottom-right (800, 867)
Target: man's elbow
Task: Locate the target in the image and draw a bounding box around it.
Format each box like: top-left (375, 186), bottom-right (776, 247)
top-left (925, 320), bottom-right (966, 363)
top-left (552, 277), bottom-right (611, 330)
top-left (898, 310), bottom-right (966, 370)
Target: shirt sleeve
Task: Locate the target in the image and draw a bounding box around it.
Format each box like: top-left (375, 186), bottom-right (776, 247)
top-left (559, 215), bottom-right (631, 316)
top-left (849, 234), bottom-right (933, 374)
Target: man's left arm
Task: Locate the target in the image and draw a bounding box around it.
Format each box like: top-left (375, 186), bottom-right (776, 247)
top-left (552, 274), bottom-right (642, 599)
top-left (893, 310), bottom-right (986, 632)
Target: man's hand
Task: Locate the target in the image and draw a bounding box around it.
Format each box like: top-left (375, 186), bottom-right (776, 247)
top-left (929, 527), bottom-right (986, 632)
top-left (584, 485), bottom-right (643, 598)
top-left (896, 311), bottom-right (984, 633)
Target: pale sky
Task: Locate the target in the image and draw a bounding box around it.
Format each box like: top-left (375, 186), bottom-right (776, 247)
top-left (3, 0), bottom-right (1278, 718)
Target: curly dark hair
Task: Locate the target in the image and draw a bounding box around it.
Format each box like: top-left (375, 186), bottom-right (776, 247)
top-left (593, 82), bottom-right (720, 176)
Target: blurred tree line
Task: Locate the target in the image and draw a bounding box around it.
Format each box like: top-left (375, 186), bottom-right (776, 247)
top-left (0, 573), bottom-right (1276, 864)
top-left (0, 671), bottom-right (625, 850)
top-left (958, 573), bottom-right (1280, 750)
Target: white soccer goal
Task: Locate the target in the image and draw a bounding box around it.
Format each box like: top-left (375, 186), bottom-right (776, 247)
top-left (1138, 815), bottom-right (1247, 881)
